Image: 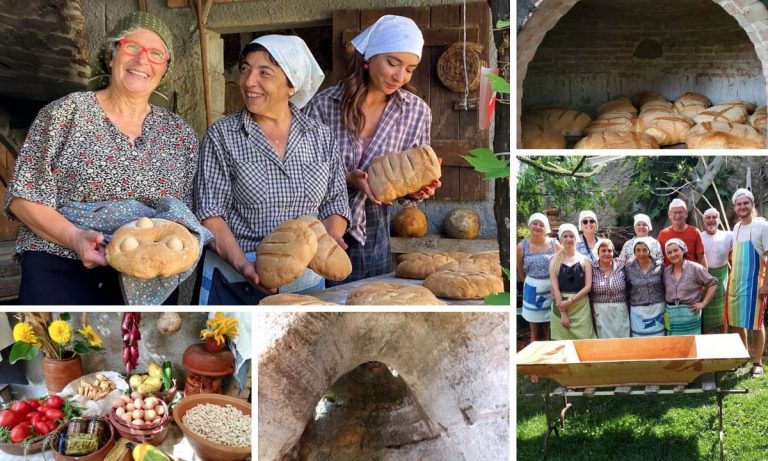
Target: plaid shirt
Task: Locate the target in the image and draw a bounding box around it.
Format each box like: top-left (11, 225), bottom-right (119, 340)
top-left (591, 259), bottom-right (627, 303)
top-left (304, 84), bottom-right (431, 245)
top-left (194, 105), bottom-right (350, 253)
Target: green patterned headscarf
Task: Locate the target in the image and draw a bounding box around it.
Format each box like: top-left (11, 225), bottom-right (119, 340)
top-left (88, 12), bottom-right (175, 108)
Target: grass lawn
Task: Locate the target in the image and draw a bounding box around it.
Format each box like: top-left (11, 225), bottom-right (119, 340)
top-left (516, 364), bottom-right (768, 460)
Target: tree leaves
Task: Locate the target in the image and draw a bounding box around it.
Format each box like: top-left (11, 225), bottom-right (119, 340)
top-left (462, 148), bottom-right (510, 180)
top-left (484, 73), bottom-right (510, 94)
top-left (484, 292), bottom-right (511, 305)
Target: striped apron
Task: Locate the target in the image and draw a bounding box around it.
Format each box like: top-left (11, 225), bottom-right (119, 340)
top-left (594, 301), bottom-right (631, 338)
top-left (665, 304), bottom-right (701, 336)
top-left (550, 292), bottom-right (597, 340)
top-left (630, 302), bottom-right (666, 336)
top-left (522, 276), bottom-right (552, 323)
top-left (726, 226), bottom-right (766, 330)
top-left (703, 265), bottom-right (728, 331)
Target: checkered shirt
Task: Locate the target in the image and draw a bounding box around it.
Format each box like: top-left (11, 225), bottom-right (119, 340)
top-left (194, 105), bottom-right (350, 253)
top-left (591, 259), bottom-right (627, 303)
top-left (304, 84), bottom-right (431, 245)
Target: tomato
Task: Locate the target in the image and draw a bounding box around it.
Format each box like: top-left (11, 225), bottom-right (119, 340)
top-left (10, 402), bottom-right (31, 417)
top-left (43, 408), bottom-right (65, 421)
top-left (0, 410), bottom-right (20, 428)
top-left (31, 419), bottom-right (47, 436)
top-left (44, 395), bottom-right (63, 410)
top-left (9, 423), bottom-right (29, 443)
top-left (26, 400), bottom-right (41, 409)
top-left (28, 412), bottom-right (44, 425)
top-left (41, 421), bottom-right (58, 435)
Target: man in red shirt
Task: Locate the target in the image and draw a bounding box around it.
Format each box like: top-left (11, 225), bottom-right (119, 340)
top-left (657, 198), bottom-right (708, 267)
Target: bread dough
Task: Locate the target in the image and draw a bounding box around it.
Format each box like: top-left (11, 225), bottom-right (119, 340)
top-left (346, 282), bottom-right (445, 305)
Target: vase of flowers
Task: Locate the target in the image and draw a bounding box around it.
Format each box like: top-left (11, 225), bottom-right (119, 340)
top-left (200, 312), bottom-right (238, 353)
top-left (10, 313), bottom-right (104, 392)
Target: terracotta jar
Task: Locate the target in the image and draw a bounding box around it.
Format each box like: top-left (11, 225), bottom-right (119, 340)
top-left (42, 351), bottom-right (83, 393)
top-left (204, 338), bottom-right (224, 353)
top-left (182, 343), bottom-right (234, 395)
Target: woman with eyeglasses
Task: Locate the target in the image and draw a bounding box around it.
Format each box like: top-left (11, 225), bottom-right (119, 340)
top-left (663, 239), bottom-right (718, 336)
top-left (618, 214), bottom-right (663, 263)
top-left (576, 210), bottom-right (600, 262)
top-left (624, 238), bottom-right (666, 336)
top-left (591, 238), bottom-right (630, 338)
top-left (549, 224), bottom-right (596, 340)
top-left (517, 213), bottom-right (561, 342)
top-left (4, 12), bottom-right (198, 304)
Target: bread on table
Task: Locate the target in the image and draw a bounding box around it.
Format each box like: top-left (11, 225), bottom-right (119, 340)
top-left (259, 293), bottom-right (338, 305)
top-left (521, 106), bottom-right (591, 136)
top-left (256, 219), bottom-right (318, 289)
top-left (395, 252), bottom-right (457, 279)
top-left (574, 131), bottom-right (659, 149)
top-left (422, 269), bottom-right (504, 300)
top-left (686, 121), bottom-right (765, 149)
top-left (346, 282), bottom-right (445, 305)
top-left (692, 104), bottom-right (748, 125)
top-left (673, 92), bottom-right (711, 117)
top-left (366, 145), bottom-right (441, 203)
top-left (634, 111), bottom-right (694, 146)
top-left (106, 217), bottom-right (199, 279)
top-left (521, 122), bottom-right (566, 149)
top-left (470, 251), bottom-right (500, 261)
top-left (296, 215), bottom-right (352, 281)
top-left (436, 258), bottom-right (503, 278)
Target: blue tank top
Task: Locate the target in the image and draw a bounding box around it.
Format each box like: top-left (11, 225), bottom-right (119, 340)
top-left (522, 239), bottom-right (555, 279)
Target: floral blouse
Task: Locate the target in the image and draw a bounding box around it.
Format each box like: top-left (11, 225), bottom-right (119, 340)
top-left (4, 91), bottom-right (199, 259)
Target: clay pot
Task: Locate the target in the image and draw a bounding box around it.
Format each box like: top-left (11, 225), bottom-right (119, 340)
top-left (42, 351), bottom-right (83, 393)
top-left (204, 338), bottom-right (224, 353)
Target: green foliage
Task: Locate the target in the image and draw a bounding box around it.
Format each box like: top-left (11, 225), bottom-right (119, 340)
top-left (9, 341), bottom-right (38, 364)
top-left (484, 292), bottom-right (511, 305)
top-left (462, 148), bottom-right (510, 180)
top-left (484, 73), bottom-right (510, 94)
top-left (517, 225), bottom-right (531, 242)
top-left (496, 19), bottom-right (510, 29)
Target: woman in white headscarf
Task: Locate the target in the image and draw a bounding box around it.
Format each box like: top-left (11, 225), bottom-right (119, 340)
top-left (517, 213), bottom-right (561, 342)
top-left (618, 213), bottom-right (663, 263)
top-left (305, 15), bottom-right (441, 285)
top-left (575, 210), bottom-right (600, 262)
top-left (194, 35), bottom-right (351, 304)
top-left (662, 238), bottom-right (717, 336)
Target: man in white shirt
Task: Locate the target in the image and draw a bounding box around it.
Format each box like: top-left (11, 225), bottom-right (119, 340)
top-left (700, 208), bottom-right (733, 334)
top-left (726, 189), bottom-right (768, 377)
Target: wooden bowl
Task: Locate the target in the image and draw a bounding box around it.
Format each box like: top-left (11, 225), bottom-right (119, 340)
top-left (172, 393), bottom-right (251, 461)
top-left (110, 399), bottom-right (169, 431)
top-left (52, 418), bottom-right (115, 461)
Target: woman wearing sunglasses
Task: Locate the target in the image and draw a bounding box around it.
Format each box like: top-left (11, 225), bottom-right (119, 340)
top-left (576, 210), bottom-right (601, 262)
top-left (4, 12), bottom-right (198, 304)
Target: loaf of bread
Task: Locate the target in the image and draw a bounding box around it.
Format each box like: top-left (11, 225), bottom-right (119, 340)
top-left (522, 106), bottom-right (591, 136)
top-left (632, 91), bottom-right (667, 108)
top-left (634, 111), bottom-right (694, 146)
top-left (673, 92), bottom-right (711, 117)
top-left (395, 252), bottom-right (457, 279)
top-left (639, 101), bottom-right (673, 113)
top-left (584, 114), bottom-right (635, 135)
top-left (719, 99), bottom-right (757, 114)
top-left (446, 251), bottom-right (472, 261)
top-left (436, 258), bottom-right (503, 278)
top-left (367, 145), bottom-right (441, 203)
top-left (686, 121), bottom-right (765, 149)
top-left (106, 217), bottom-right (199, 279)
top-left (259, 293), bottom-right (338, 305)
top-left (470, 251), bottom-right (500, 261)
top-left (296, 215), bottom-right (352, 281)
top-left (750, 106), bottom-right (767, 133)
top-left (692, 104), bottom-right (748, 124)
top-left (521, 122), bottom-right (566, 149)
top-left (422, 269), bottom-right (504, 300)
top-left (346, 282), bottom-right (445, 305)
top-left (574, 131), bottom-right (659, 149)
top-left (256, 219), bottom-right (318, 289)
top-left (597, 97), bottom-right (637, 117)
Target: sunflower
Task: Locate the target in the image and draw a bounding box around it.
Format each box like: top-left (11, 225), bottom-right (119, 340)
top-left (13, 322), bottom-right (40, 346)
top-left (48, 320), bottom-right (72, 344)
top-left (77, 324), bottom-right (102, 347)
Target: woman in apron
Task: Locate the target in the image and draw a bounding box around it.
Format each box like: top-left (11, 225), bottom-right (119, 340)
top-left (576, 210), bottom-right (600, 263)
top-left (591, 239), bottom-right (630, 338)
top-left (663, 239), bottom-right (718, 335)
top-left (625, 237), bottom-right (666, 336)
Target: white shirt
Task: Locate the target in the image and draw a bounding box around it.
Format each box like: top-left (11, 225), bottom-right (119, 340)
top-left (733, 219), bottom-right (768, 256)
top-left (701, 229), bottom-right (734, 268)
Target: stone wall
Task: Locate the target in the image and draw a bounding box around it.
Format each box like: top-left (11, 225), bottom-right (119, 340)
top-left (258, 312), bottom-right (509, 461)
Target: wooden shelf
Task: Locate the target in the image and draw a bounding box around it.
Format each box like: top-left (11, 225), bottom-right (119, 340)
top-left (390, 235), bottom-right (498, 255)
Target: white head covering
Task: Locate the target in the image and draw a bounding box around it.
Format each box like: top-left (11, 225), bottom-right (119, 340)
top-left (592, 238), bottom-right (615, 259)
top-left (351, 15), bottom-right (424, 61)
top-left (633, 213), bottom-right (652, 231)
top-left (633, 236), bottom-right (654, 252)
top-left (249, 35), bottom-right (324, 108)
top-left (703, 208), bottom-right (720, 218)
top-left (732, 188), bottom-right (754, 204)
top-left (665, 238), bottom-right (688, 254)
top-left (668, 198), bottom-right (687, 212)
top-left (558, 223), bottom-right (581, 242)
top-left (577, 210), bottom-right (598, 231)
top-left (527, 213), bottom-right (551, 234)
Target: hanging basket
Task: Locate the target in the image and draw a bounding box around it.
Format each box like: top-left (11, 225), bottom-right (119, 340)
top-left (437, 42), bottom-right (484, 93)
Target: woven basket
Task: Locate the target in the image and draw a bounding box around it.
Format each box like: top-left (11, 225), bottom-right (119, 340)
top-left (437, 42), bottom-right (484, 93)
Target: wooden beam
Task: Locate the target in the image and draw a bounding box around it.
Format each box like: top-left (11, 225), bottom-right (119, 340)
top-left (138, 0), bottom-right (147, 11)
top-left (192, 0), bottom-right (214, 127)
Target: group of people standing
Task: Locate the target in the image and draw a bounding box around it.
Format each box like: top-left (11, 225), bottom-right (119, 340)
top-left (518, 188), bottom-right (768, 377)
top-left (3, 12), bottom-right (439, 305)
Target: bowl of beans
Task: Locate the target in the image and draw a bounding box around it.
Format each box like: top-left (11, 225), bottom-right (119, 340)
top-left (172, 393), bottom-right (251, 461)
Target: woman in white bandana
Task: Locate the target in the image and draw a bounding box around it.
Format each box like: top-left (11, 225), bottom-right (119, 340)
top-left (194, 36), bottom-right (351, 304)
top-left (305, 15), bottom-right (441, 285)
top-left (618, 213), bottom-right (663, 263)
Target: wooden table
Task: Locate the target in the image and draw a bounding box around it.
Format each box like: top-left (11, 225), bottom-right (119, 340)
top-left (390, 235), bottom-right (499, 255)
top-left (307, 272), bottom-right (484, 305)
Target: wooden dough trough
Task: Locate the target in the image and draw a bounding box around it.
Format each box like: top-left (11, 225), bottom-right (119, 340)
top-left (516, 334), bottom-right (749, 387)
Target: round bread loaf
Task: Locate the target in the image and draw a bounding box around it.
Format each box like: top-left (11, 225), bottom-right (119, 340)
top-left (574, 131), bottom-right (659, 149)
top-left (444, 208), bottom-right (480, 239)
top-left (395, 252), bottom-right (456, 279)
top-left (393, 207), bottom-right (428, 237)
top-left (672, 92), bottom-right (711, 117)
top-left (256, 219), bottom-right (318, 289)
top-left (423, 269), bottom-right (504, 300)
top-left (686, 121), bottom-right (765, 149)
top-left (296, 215), bottom-right (352, 281)
top-left (259, 293), bottom-right (338, 305)
top-left (346, 282), bottom-right (445, 305)
top-left (436, 258), bottom-right (503, 278)
top-left (106, 217), bottom-right (199, 279)
top-left (470, 251), bottom-right (500, 261)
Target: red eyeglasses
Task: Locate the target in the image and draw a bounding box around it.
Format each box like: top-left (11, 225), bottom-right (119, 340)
top-left (118, 38), bottom-right (170, 64)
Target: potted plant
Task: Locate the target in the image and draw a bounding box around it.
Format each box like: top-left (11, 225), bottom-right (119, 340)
top-left (199, 313), bottom-right (238, 353)
top-left (10, 313), bottom-right (104, 392)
